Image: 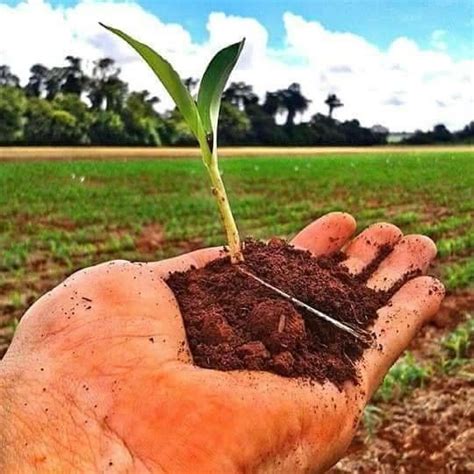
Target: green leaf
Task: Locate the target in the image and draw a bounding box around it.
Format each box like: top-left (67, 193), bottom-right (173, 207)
top-left (197, 39), bottom-right (245, 148)
top-left (100, 23), bottom-right (203, 138)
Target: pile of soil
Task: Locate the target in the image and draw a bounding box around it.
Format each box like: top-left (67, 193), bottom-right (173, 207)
top-left (167, 239), bottom-right (399, 386)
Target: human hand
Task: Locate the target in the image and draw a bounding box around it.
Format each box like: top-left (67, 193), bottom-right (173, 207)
top-left (0, 212), bottom-right (444, 473)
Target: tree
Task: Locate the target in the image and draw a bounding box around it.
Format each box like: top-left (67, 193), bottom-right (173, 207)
top-left (0, 86), bottom-right (27, 144)
top-left (183, 77), bottom-right (198, 95)
top-left (88, 58), bottom-right (127, 112)
top-left (45, 67), bottom-right (66, 101)
top-left (432, 123), bottom-right (452, 143)
top-left (310, 113), bottom-right (345, 145)
top-left (263, 84), bottom-right (310, 127)
top-left (279, 83), bottom-right (310, 127)
top-left (325, 94), bottom-right (343, 118)
top-left (403, 123), bottom-right (454, 145)
top-left (217, 101), bottom-right (251, 145)
top-left (25, 98), bottom-right (86, 145)
top-left (246, 101), bottom-right (288, 145)
top-left (164, 108), bottom-right (196, 145)
top-left (54, 94), bottom-right (92, 144)
top-left (61, 56), bottom-right (88, 96)
top-left (104, 76), bottom-right (128, 112)
top-left (455, 121), bottom-right (474, 143)
top-left (89, 110), bottom-right (126, 145)
top-left (0, 56), bottom-right (395, 147)
top-left (0, 66), bottom-right (20, 88)
top-left (25, 64), bottom-right (49, 97)
top-left (121, 90), bottom-right (162, 145)
top-left (223, 82), bottom-right (258, 110)
top-left (262, 91), bottom-right (281, 119)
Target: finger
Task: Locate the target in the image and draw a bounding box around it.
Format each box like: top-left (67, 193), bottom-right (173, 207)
top-left (360, 276), bottom-right (445, 397)
top-left (366, 235), bottom-right (437, 291)
top-left (149, 246), bottom-right (226, 277)
top-left (342, 223), bottom-right (403, 275)
top-left (291, 212), bottom-right (356, 256)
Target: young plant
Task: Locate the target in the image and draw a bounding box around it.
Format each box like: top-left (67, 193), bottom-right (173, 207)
top-left (440, 317), bottom-right (473, 373)
top-left (99, 24), bottom-right (371, 342)
top-left (100, 23), bottom-right (244, 262)
top-left (362, 404), bottom-right (384, 440)
top-left (374, 352), bottom-right (431, 402)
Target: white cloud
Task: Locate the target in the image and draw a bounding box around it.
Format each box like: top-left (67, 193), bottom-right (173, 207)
top-left (0, 0), bottom-right (472, 131)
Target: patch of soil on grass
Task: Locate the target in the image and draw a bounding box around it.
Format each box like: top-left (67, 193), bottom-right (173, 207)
top-left (330, 376), bottom-right (474, 473)
top-left (175, 237), bottom-right (206, 254)
top-left (135, 223), bottom-right (165, 253)
top-left (167, 238), bottom-right (405, 386)
top-left (431, 291), bottom-right (474, 329)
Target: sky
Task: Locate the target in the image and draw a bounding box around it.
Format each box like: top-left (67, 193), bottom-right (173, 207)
top-left (0, 0), bottom-right (473, 131)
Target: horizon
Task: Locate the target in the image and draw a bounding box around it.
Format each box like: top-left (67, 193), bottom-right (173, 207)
top-left (0, 0), bottom-right (473, 132)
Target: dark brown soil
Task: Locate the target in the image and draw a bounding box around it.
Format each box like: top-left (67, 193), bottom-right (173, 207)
top-left (167, 239), bottom-right (397, 386)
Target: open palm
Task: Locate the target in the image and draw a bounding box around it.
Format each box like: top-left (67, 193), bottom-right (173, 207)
top-left (0, 213), bottom-right (444, 473)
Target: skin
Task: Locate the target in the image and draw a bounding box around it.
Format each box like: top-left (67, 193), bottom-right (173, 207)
top-left (0, 212), bottom-right (444, 473)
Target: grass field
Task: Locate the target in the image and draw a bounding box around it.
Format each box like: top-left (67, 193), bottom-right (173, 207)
top-left (0, 148), bottom-right (473, 470)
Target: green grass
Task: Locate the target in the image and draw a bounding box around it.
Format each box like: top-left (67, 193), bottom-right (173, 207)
top-left (443, 260), bottom-right (474, 291)
top-left (418, 214), bottom-right (472, 239)
top-left (437, 233), bottom-right (474, 258)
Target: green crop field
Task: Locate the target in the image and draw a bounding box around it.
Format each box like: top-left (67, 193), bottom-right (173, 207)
top-left (1, 150), bottom-right (473, 347)
top-left (0, 148), bottom-right (473, 469)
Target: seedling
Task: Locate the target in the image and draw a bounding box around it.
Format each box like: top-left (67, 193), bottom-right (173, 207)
top-left (374, 352), bottom-right (431, 402)
top-left (101, 24), bottom-right (370, 342)
top-left (362, 404), bottom-right (384, 439)
top-left (100, 23), bottom-right (244, 263)
top-left (440, 317), bottom-right (473, 373)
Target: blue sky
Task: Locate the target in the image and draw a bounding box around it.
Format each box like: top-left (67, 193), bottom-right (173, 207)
top-left (3, 0), bottom-right (473, 58)
top-left (146, 0), bottom-right (474, 58)
top-left (1, 0), bottom-right (473, 130)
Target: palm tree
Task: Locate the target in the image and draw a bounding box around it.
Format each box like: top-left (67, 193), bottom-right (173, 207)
top-left (262, 91), bottom-right (281, 118)
top-left (279, 83), bottom-right (310, 127)
top-left (325, 94), bottom-right (343, 118)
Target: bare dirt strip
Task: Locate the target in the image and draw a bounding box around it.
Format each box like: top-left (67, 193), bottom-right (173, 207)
top-left (0, 145), bottom-right (473, 161)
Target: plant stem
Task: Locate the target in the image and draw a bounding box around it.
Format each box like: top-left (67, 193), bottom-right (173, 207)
top-left (207, 157), bottom-right (243, 263)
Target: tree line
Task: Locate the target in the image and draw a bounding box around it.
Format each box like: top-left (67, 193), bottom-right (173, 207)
top-left (0, 57), bottom-right (471, 147)
top-left (401, 123), bottom-right (473, 145)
